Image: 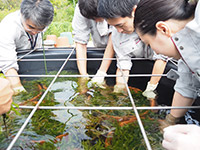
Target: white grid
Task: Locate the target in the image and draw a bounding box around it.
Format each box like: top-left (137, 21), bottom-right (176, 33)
top-left (4, 47), bottom-right (200, 150)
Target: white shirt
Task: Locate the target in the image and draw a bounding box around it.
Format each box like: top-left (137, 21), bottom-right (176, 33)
top-left (0, 10), bottom-right (42, 73)
top-left (72, 4), bottom-right (112, 48)
top-left (171, 1), bottom-right (200, 99)
top-left (112, 27), bottom-right (154, 70)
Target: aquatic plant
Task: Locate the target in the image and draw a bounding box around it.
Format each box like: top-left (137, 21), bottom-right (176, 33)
top-left (0, 71), bottom-right (163, 149)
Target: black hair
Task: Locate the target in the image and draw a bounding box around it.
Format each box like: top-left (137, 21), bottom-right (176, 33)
top-left (97, 0), bottom-right (139, 19)
top-left (134, 0), bottom-right (197, 36)
top-left (20, 0), bottom-right (54, 28)
top-left (78, 0), bottom-right (99, 19)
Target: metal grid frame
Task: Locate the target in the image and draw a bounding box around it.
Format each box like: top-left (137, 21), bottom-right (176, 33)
top-left (4, 47), bottom-right (200, 150)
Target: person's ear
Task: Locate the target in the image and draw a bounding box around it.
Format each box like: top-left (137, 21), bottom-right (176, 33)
top-left (132, 5), bottom-right (137, 17)
top-left (156, 21), bottom-right (172, 37)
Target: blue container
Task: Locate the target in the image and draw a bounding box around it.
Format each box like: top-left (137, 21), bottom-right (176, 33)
top-left (60, 32), bottom-right (73, 45)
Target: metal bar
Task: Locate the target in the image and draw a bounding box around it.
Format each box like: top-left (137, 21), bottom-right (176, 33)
top-left (1, 49), bottom-right (36, 72)
top-left (5, 47), bottom-right (178, 149)
top-left (5, 74), bottom-right (167, 78)
top-left (116, 57), bottom-right (152, 150)
top-left (167, 57), bottom-right (178, 67)
top-left (138, 106), bottom-right (200, 110)
top-left (0, 57), bottom-right (151, 62)
top-left (7, 48), bottom-right (75, 150)
top-left (16, 47), bottom-right (108, 53)
top-left (17, 48), bottom-right (75, 53)
top-left (14, 105), bottom-right (200, 110)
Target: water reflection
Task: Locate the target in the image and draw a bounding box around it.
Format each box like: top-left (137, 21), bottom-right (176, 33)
top-left (0, 76), bottom-right (163, 149)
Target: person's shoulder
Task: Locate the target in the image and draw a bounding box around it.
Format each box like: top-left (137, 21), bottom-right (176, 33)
top-left (74, 3), bottom-right (79, 13)
top-left (73, 3), bottom-right (91, 24)
top-left (1, 10), bottom-right (20, 26)
top-left (2, 10), bottom-right (20, 21)
top-left (0, 10), bottom-right (22, 37)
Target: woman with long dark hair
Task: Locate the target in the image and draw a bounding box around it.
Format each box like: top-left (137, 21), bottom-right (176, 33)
top-left (134, 0), bottom-right (200, 149)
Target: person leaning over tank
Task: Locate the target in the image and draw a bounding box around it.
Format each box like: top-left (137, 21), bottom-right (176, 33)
top-left (0, 0), bottom-right (54, 95)
top-left (97, 0), bottom-right (168, 98)
top-left (134, 0), bottom-right (200, 149)
top-left (0, 78), bottom-right (13, 115)
top-left (72, 0), bottom-right (114, 89)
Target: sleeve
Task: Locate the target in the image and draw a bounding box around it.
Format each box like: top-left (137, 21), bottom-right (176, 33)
top-left (72, 4), bottom-right (91, 44)
top-left (116, 53), bottom-right (132, 70)
top-left (174, 60), bottom-right (200, 99)
top-left (0, 21), bottom-right (19, 73)
top-left (115, 45), bottom-right (132, 70)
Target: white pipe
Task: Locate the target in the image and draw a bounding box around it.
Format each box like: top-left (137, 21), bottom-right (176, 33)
top-left (15, 105), bottom-right (200, 110)
top-left (4, 74), bottom-right (167, 78)
top-left (0, 57), bottom-right (151, 62)
top-left (7, 48), bottom-right (75, 150)
top-left (116, 57), bottom-right (152, 150)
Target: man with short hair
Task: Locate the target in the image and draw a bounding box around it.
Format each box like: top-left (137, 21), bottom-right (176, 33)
top-left (98, 0), bottom-right (168, 97)
top-left (0, 0), bottom-right (54, 95)
top-left (72, 0), bottom-right (114, 89)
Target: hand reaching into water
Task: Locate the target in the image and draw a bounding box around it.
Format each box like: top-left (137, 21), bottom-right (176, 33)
top-left (142, 82), bottom-right (158, 100)
top-left (113, 84), bottom-right (127, 95)
top-left (91, 70), bottom-right (107, 89)
top-left (77, 76), bottom-right (90, 95)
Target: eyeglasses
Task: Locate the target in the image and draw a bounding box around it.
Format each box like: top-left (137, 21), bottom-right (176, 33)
top-left (21, 18), bottom-right (46, 34)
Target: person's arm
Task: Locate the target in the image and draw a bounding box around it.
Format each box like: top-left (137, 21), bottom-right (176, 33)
top-left (5, 68), bottom-right (26, 95)
top-left (143, 59), bottom-right (167, 99)
top-left (149, 59), bottom-right (167, 85)
top-left (113, 68), bottom-right (129, 94)
top-left (162, 124), bottom-right (200, 150)
top-left (98, 34), bottom-right (114, 72)
top-left (159, 60), bottom-right (196, 131)
top-left (72, 5), bottom-right (91, 75)
top-left (75, 42), bottom-right (88, 75)
top-left (0, 78), bottom-right (13, 115)
top-left (171, 91), bottom-right (194, 118)
top-left (91, 34), bottom-right (114, 86)
top-left (116, 68), bottom-right (129, 85)
top-left (0, 13), bottom-right (26, 95)
top-left (159, 91), bottom-right (195, 131)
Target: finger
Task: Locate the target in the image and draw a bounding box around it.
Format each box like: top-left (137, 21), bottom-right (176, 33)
top-left (163, 129), bottom-right (177, 142)
top-left (162, 139), bottom-right (176, 150)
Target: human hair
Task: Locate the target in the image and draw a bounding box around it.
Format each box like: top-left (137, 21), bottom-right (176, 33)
top-left (97, 0), bottom-right (139, 19)
top-left (134, 0), bottom-right (197, 36)
top-left (78, 0), bottom-right (99, 19)
top-left (20, 0), bottom-right (54, 28)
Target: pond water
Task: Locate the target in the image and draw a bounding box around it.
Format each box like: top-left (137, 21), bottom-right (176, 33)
top-left (0, 71), bottom-right (167, 150)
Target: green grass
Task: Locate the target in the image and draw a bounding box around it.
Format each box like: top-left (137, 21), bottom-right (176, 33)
top-left (0, 0), bottom-right (76, 39)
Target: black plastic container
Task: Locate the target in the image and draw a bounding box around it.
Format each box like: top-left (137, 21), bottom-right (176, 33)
top-left (17, 47), bottom-right (177, 106)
